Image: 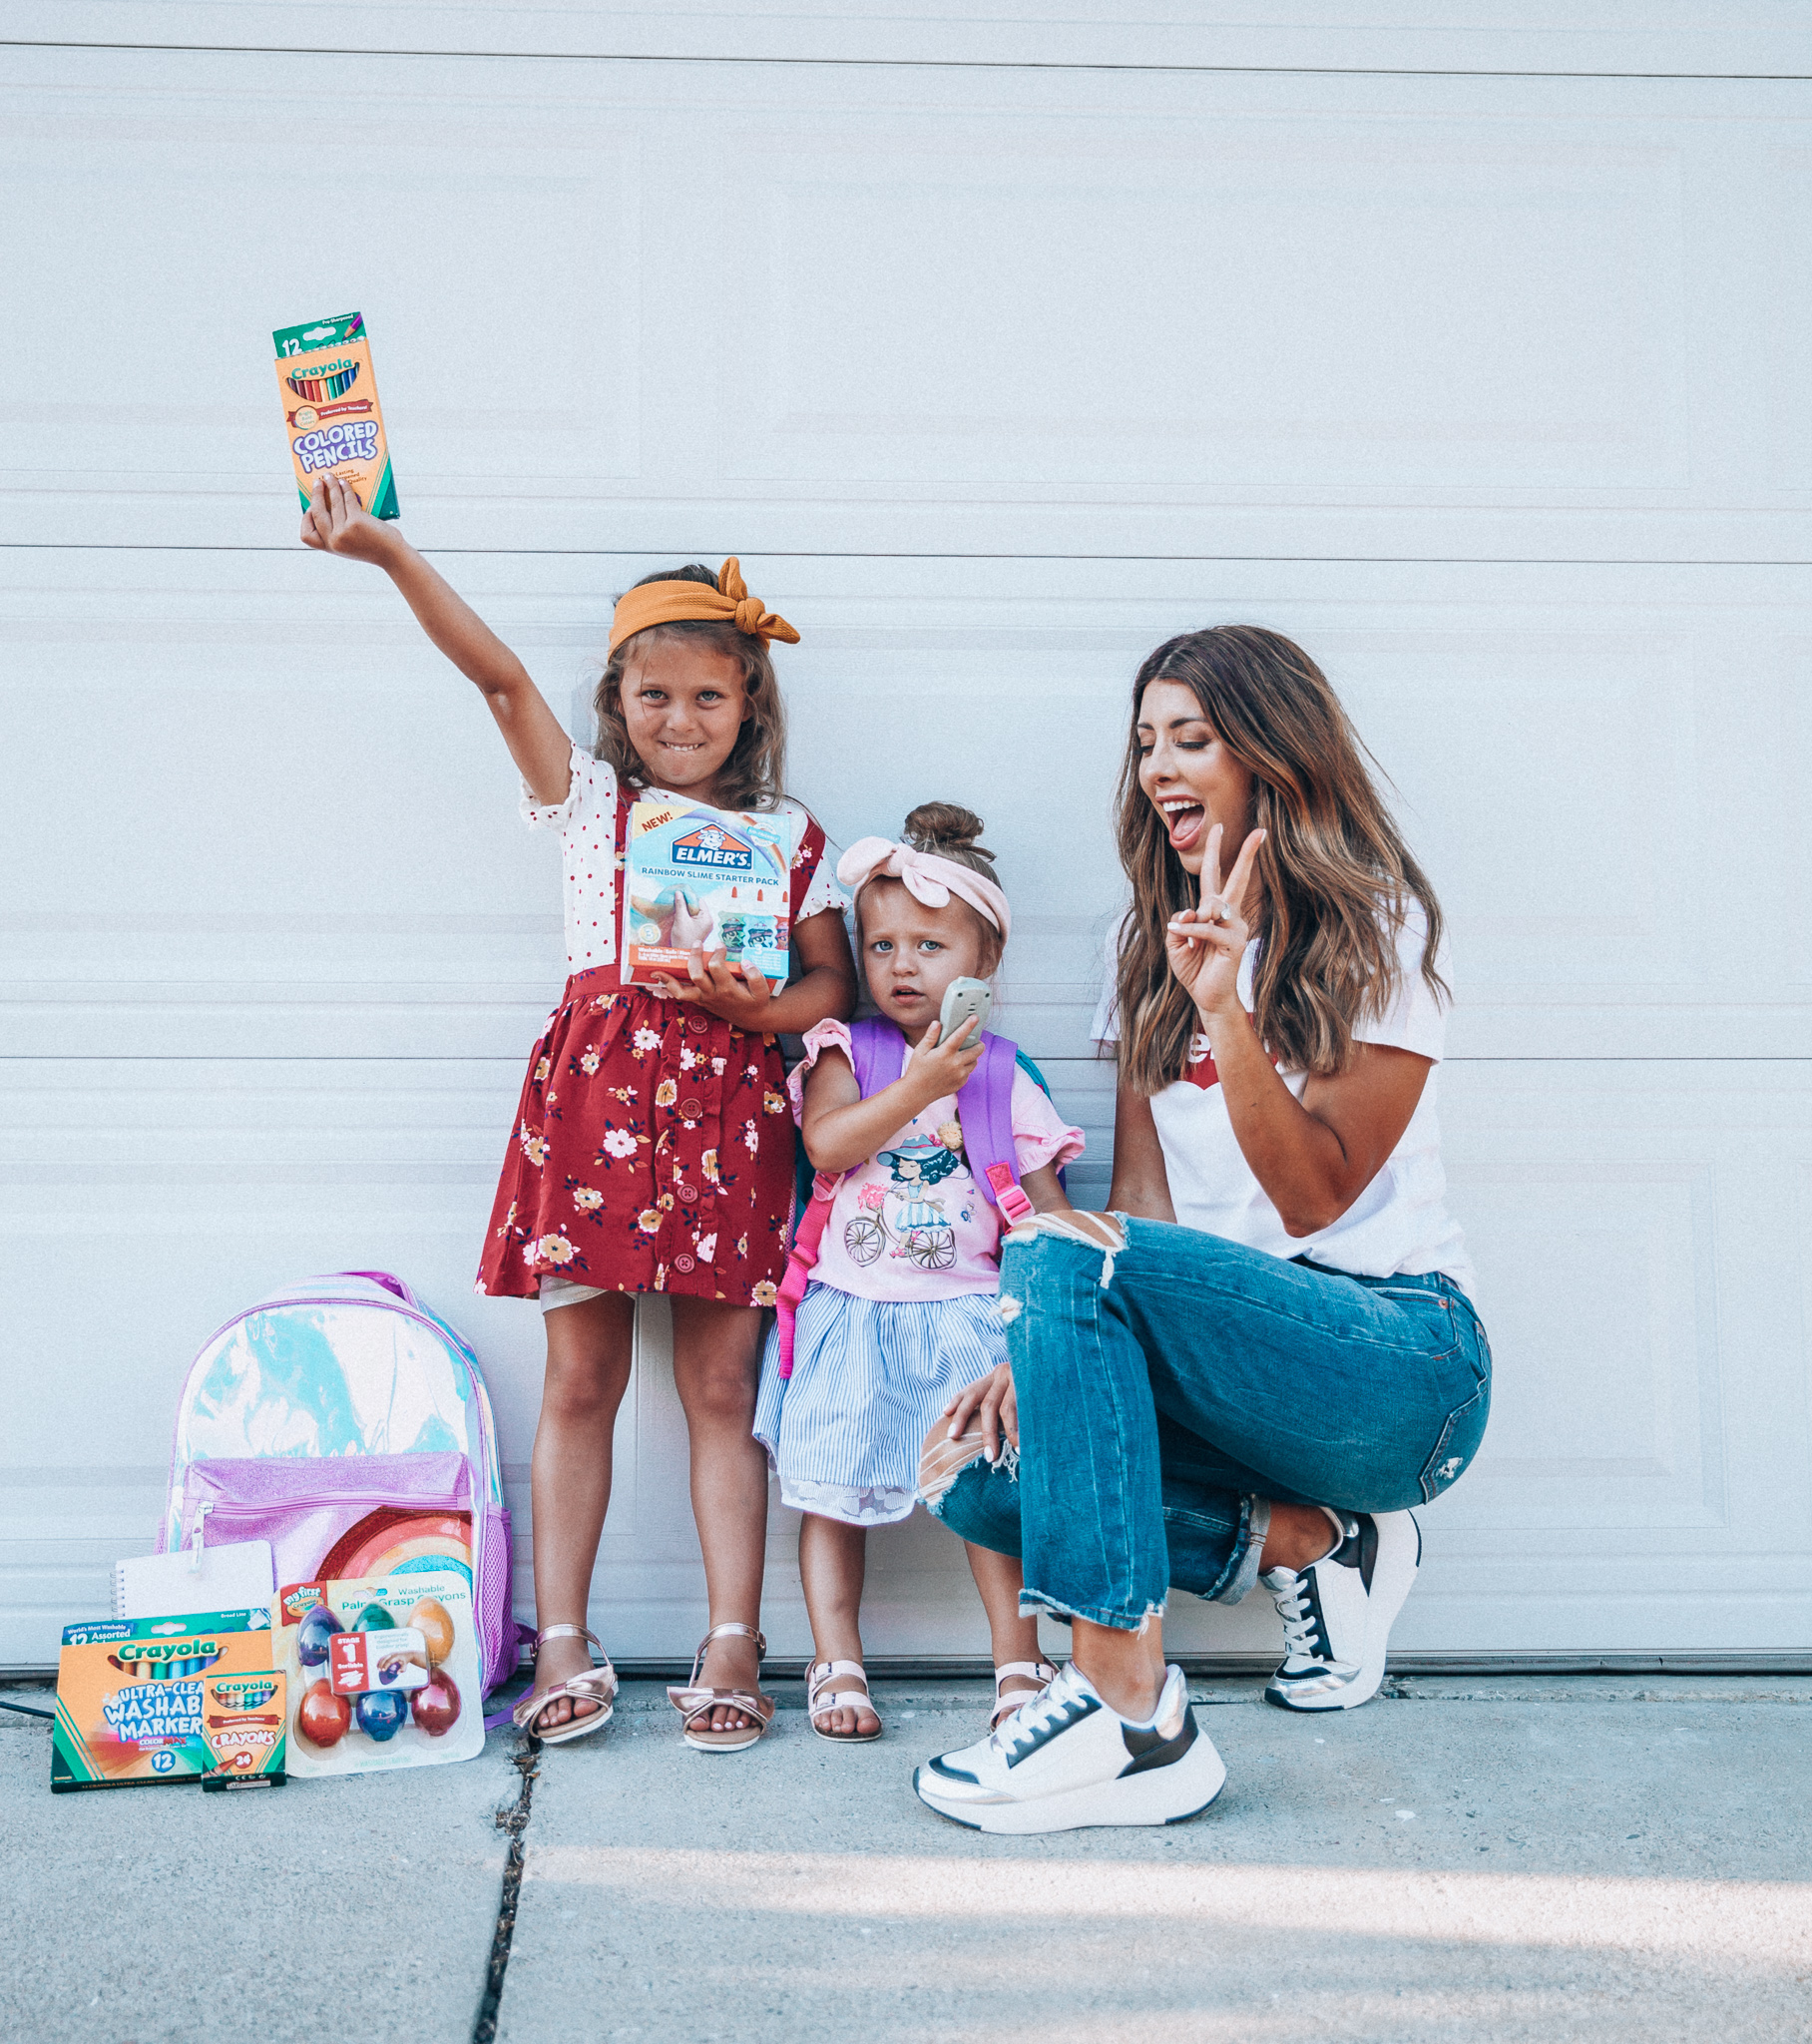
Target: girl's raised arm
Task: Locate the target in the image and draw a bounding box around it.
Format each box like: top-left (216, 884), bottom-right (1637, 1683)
top-left (300, 472), bottom-right (573, 803)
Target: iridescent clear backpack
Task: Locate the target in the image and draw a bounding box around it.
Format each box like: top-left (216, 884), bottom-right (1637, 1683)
top-left (158, 1272), bottom-right (520, 1689)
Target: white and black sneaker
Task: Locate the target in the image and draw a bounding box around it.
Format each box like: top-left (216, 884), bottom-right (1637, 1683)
top-left (913, 1661), bottom-right (1225, 1834)
top-left (1260, 1508), bottom-right (1421, 1712)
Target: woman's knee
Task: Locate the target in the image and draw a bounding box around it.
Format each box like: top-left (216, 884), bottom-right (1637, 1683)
top-left (926, 1457), bottom-right (1023, 1557)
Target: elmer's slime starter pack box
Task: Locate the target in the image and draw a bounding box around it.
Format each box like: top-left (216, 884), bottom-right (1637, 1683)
top-left (276, 1569), bottom-right (482, 1778)
top-left (51, 1608), bottom-right (281, 1791)
top-left (623, 799), bottom-right (795, 987)
top-left (274, 310), bottom-right (398, 518)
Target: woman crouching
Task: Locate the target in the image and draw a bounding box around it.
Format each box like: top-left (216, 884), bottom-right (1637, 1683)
top-left (915, 625), bottom-right (1490, 1834)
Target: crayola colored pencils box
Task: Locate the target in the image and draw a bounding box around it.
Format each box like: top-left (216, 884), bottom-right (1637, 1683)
top-left (51, 1608), bottom-right (279, 1791)
top-left (623, 799), bottom-right (795, 987)
top-left (273, 310), bottom-right (398, 518)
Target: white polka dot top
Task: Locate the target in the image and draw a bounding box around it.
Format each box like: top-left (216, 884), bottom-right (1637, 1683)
top-left (521, 742), bottom-right (846, 975)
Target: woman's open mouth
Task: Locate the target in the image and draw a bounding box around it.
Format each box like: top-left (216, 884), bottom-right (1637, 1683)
top-left (1157, 795), bottom-right (1205, 851)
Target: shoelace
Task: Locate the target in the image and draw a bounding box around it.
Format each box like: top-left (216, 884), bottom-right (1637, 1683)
top-left (993, 1677), bottom-right (1078, 1758)
top-left (1270, 1574), bottom-right (1327, 1665)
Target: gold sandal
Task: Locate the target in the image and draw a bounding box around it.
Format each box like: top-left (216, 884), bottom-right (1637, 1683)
top-left (667, 1621), bottom-right (775, 1754)
top-left (511, 1624), bottom-right (617, 1747)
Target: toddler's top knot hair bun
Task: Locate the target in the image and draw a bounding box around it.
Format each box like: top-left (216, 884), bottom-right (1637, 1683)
top-left (902, 801), bottom-right (996, 872)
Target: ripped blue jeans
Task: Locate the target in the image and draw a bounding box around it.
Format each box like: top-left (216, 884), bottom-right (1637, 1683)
top-left (929, 1215), bottom-right (1491, 1632)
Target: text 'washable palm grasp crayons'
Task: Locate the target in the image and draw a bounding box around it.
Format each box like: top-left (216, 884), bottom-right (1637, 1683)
top-left (623, 798), bottom-right (796, 987)
top-left (274, 310), bottom-right (398, 518)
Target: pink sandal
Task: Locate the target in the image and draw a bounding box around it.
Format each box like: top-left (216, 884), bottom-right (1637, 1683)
top-left (511, 1624), bottom-right (617, 1746)
top-left (991, 1659), bottom-right (1058, 1731)
top-left (807, 1660), bottom-right (883, 1744)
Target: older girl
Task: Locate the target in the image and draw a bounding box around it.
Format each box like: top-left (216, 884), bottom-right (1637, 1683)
top-left (300, 477), bottom-right (856, 1753)
top-left (916, 626), bottom-right (1490, 1833)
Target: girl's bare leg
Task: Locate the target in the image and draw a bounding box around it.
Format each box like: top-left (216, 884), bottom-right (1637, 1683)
top-left (529, 1291), bottom-right (635, 1729)
top-left (963, 1541), bottom-right (1048, 1715)
top-left (670, 1296), bottom-right (769, 1734)
top-left (797, 1514), bottom-right (880, 1738)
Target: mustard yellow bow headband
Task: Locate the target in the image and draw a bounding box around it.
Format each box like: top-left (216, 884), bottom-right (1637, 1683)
top-left (608, 557), bottom-right (800, 655)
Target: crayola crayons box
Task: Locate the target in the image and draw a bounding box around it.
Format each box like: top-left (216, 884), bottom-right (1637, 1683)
top-left (51, 1607), bottom-right (279, 1791)
top-left (623, 798), bottom-right (795, 987)
top-left (200, 1669), bottom-right (287, 1790)
top-left (273, 310), bottom-right (398, 518)
top-left (276, 1569), bottom-right (483, 1779)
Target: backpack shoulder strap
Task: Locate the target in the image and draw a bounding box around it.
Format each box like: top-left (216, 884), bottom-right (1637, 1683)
top-left (955, 1032), bottom-right (1035, 1226)
top-left (776, 1018), bottom-right (908, 1378)
top-left (847, 1016), bottom-right (906, 1098)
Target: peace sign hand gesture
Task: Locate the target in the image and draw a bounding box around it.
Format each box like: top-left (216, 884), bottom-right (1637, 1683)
top-left (1165, 822), bottom-right (1266, 1020)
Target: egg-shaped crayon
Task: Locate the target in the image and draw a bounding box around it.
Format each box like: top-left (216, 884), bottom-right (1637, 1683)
top-left (355, 1688), bottom-right (408, 1742)
top-left (297, 1680), bottom-right (351, 1749)
top-left (410, 1670), bottom-right (461, 1738)
top-left (296, 1603), bottom-right (343, 1670)
top-left (353, 1603), bottom-right (397, 1633)
top-left (406, 1597), bottom-right (456, 1666)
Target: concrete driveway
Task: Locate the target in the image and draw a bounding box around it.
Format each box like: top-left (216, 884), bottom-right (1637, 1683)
top-left (4, 1675), bottom-right (1808, 2044)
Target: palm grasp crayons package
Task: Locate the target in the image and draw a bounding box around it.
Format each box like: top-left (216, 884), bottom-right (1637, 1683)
top-left (274, 310), bottom-right (398, 518)
top-left (51, 1608), bottom-right (282, 1791)
top-left (623, 799), bottom-right (795, 987)
top-left (275, 1569), bottom-right (483, 1778)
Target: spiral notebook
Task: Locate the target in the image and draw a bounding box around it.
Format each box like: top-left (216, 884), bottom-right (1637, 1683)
top-left (112, 1541), bottom-right (275, 1621)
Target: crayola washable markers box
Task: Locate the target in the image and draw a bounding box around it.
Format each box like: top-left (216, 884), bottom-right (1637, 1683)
top-left (273, 310), bottom-right (398, 518)
top-left (50, 1608), bottom-right (279, 1791)
top-left (623, 799), bottom-right (795, 987)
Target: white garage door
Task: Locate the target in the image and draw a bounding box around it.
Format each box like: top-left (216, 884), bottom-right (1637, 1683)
top-left (5, 7), bottom-right (1809, 1671)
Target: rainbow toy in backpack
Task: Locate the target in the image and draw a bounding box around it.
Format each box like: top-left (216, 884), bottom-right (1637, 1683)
top-left (157, 1273), bottom-right (520, 1695)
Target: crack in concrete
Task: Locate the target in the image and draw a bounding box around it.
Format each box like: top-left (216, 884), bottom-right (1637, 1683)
top-left (473, 1736), bottom-right (540, 2044)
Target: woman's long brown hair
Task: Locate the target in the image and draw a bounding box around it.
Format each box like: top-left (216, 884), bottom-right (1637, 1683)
top-left (593, 564), bottom-right (788, 810)
top-left (1115, 625), bottom-right (1447, 1094)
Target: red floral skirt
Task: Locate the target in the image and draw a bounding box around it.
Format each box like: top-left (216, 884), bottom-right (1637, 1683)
top-left (476, 971), bottom-right (797, 1304)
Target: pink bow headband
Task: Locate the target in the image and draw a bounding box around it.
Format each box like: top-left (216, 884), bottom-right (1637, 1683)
top-left (836, 837), bottom-right (1011, 943)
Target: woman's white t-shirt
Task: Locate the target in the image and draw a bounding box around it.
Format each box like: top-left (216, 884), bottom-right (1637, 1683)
top-left (1093, 906), bottom-right (1474, 1296)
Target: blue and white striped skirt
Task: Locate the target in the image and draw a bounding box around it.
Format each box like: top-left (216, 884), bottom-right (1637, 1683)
top-left (753, 1281), bottom-right (1007, 1526)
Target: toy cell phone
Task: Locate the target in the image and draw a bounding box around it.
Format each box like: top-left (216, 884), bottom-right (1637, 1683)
top-left (937, 977), bottom-right (992, 1046)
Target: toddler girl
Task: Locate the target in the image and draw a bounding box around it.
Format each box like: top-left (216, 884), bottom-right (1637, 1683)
top-left (752, 804), bottom-right (1086, 1742)
top-left (300, 474), bottom-right (856, 1753)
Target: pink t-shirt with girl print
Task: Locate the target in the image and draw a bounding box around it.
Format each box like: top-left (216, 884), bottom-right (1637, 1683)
top-left (788, 1019), bottom-right (1085, 1305)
